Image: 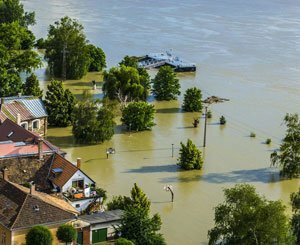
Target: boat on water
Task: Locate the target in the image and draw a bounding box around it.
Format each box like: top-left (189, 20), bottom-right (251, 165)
top-left (138, 50), bottom-right (196, 72)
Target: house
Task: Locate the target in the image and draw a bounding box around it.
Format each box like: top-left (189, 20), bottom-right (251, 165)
top-left (0, 169), bottom-right (78, 245)
top-left (0, 95), bottom-right (48, 136)
top-left (49, 154), bottom-right (98, 213)
top-left (75, 210), bottom-right (123, 244)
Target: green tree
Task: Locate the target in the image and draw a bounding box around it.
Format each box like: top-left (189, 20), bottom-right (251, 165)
top-left (72, 91), bottom-right (115, 143)
top-left (103, 65), bottom-right (149, 102)
top-left (56, 224), bottom-right (77, 245)
top-left (115, 238), bottom-right (134, 245)
top-left (121, 102), bottom-right (155, 131)
top-left (182, 87), bottom-right (203, 112)
top-left (86, 44), bottom-right (106, 71)
top-left (107, 195), bottom-right (132, 211)
top-left (118, 206), bottom-right (166, 245)
top-left (23, 73), bottom-right (43, 98)
top-left (45, 16), bottom-right (90, 79)
top-left (177, 139), bottom-right (203, 170)
top-left (152, 66), bottom-right (181, 101)
top-left (25, 226), bottom-right (53, 245)
top-left (291, 188), bottom-right (300, 243)
top-left (45, 80), bottom-right (75, 126)
top-left (208, 184), bottom-right (295, 245)
top-left (271, 113), bottom-right (300, 178)
top-left (119, 55), bottom-right (139, 68)
top-left (0, 0), bottom-right (35, 27)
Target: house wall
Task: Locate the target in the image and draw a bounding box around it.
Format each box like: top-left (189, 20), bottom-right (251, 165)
top-left (71, 198), bottom-right (94, 213)
top-left (90, 222), bottom-right (120, 240)
top-left (11, 221), bottom-right (74, 245)
top-left (22, 117), bottom-right (47, 136)
top-left (0, 224), bottom-right (12, 245)
top-left (62, 170), bottom-right (94, 193)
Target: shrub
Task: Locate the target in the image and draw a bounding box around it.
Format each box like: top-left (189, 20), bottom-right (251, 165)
top-left (115, 238), bottom-right (134, 245)
top-left (26, 226), bottom-right (53, 245)
top-left (250, 132), bottom-right (256, 137)
top-left (56, 224), bottom-right (77, 244)
top-left (265, 138), bottom-right (272, 144)
top-left (177, 139), bottom-right (203, 170)
top-left (220, 115), bottom-right (226, 125)
top-left (207, 110), bottom-right (212, 118)
top-left (182, 87), bottom-right (202, 112)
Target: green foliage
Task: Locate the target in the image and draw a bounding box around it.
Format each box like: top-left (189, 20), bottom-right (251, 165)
top-left (35, 38), bottom-right (46, 49)
top-left (26, 226), bottom-right (53, 245)
top-left (103, 65), bottom-right (150, 102)
top-left (152, 66), bottom-right (181, 101)
top-left (291, 188), bottom-right (300, 243)
top-left (45, 16), bottom-right (90, 79)
top-left (119, 55), bottom-right (139, 68)
top-left (250, 132), bottom-right (256, 137)
top-left (207, 110), bottom-right (212, 118)
top-left (23, 73), bottom-right (43, 98)
top-left (182, 87), bottom-right (203, 112)
top-left (72, 91), bottom-right (115, 143)
top-left (106, 195), bottom-right (132, 211)
top-left (271, 113), bottom-right (300, 178)
top-left (265, 138), bottom-right (271, 144)
top-left (45, 80), bottom-right (75, 126)
top-left (208, 184), bottom-right (295, 245)
top-left (220, 115), bottom-right (226, 125)
top-left (115, 238), bottom-right (134, 245)
top-left (86, 44), bottom-right (106, 71)
top-left (0, 0), bottom-right (35, 27)
top-left (56, 224), bottom-right (77, 244)
top-left (95, 187), bottom-right (107, 202)
top-left (121, 102), bottom-right (155, 131)
top-left (177, 139), bottom-right (203, 170)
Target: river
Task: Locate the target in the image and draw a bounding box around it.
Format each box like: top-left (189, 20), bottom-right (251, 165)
top-left (22, 1), bottom-right (300, 244)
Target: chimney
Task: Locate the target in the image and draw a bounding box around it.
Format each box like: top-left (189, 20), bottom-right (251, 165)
top-left (38, 138), bottom-right (43, 160)
top-left (18, 92), bottom-right (22, 97)
top-left (16, 113), bottom-right (21, 125)
top-left (30, 183), bottom-right (36, 195)
top-left (76, 158), bottom-right (82, 169)
top-left (2, 168), bottom-right (9, 181)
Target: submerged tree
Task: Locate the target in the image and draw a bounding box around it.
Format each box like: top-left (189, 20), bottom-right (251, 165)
top-left (45, 80), bottom-right (75, 126)
top-left (208, 184), bottom-right (295, 245)
top-left (152, 66), bottom-right (180, 101)
top-left (182, 87), bottom-right (203, 112)
top-left (271, 113), bottom-right (300, 178)
top-left (121, 101), bottom-right (155, 131)
top-left (177, 139), bottom-right (203, 170)
top-left (291, 188), bottom-right (300, 243)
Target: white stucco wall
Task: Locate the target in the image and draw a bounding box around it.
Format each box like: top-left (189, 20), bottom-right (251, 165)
top-left (62, 170), bottom-right (94, 193)
top-left (71, 198), bottom-right (94, 212)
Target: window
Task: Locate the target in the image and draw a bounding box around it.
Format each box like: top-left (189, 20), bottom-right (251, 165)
top-left (76, 204), bottom-right (80, 208)
top-left (20, 122), bottom-right (28, 130)
top-left (72, 179), bottom-right (84, 189)
top-left (1, 232), bottom-right (6, 245)
top-left (32, 119), bottom-right (40, 129)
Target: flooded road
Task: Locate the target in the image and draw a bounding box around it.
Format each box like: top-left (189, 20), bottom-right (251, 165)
top-left (23, 0), bottom-right (300, 244)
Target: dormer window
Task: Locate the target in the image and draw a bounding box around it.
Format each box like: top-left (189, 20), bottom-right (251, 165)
top-left (20, 122), bottom-right (28, 130)
top-left (33, 205), bottom-right (39, 211)
top-left (7, 131), bottom-right (14, 138)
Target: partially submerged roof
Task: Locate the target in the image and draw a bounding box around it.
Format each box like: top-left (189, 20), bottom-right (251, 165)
top-left (0, 178), bottom-right (76, 230)
top-left (79, 210), bottom-right (123, 225)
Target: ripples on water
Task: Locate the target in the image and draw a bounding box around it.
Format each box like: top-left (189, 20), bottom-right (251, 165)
top-left (23, 0), bottom-right (300, 243)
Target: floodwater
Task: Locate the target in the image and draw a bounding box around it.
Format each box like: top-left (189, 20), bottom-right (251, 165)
top-left (23, 0), bottom-right (300, 244)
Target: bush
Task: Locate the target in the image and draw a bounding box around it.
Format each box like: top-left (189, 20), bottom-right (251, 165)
top-left (56, 224), bottom-right (77, 244)
top-left (220, 115), bottom-right (226, 125)
top-left (207, 110), bottom-right (212, 118)
top-left (177, 139), bottom-right (203, 170)
top-left (121, 102), bottom-right (155, 131)
top-left (250, 132), bottom-right (256, 137)
top-left (115, 238), bottom-right (134, 245)
top-left (265, 138), bottom-right (271, 144)
top-left (26, 226), bottom-right (53, 245)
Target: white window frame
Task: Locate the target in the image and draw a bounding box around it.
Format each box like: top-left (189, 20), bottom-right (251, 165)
top-left (20, 122), bottom-right (28, 130)
top-left (32, 119), bottom-right (40, 130)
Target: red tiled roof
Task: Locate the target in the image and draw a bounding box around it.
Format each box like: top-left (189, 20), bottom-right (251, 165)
top-left (51, 154), bottom-right (78, 188)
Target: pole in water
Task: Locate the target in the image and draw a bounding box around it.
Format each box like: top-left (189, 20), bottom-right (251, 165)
top-left (171, 144), bottom-right (174, 158)
top-left (164, 185), bottom-right (174, 202)
top-left (203, 106), bottom-right (208, 147)
top-left (106, 149), bottom-right (109, 159)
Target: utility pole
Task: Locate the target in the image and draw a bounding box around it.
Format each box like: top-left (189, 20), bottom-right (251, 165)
top-left (203, 106), bottom-right (208, 147)
top-left (61, 43), bottom-right (68, 81)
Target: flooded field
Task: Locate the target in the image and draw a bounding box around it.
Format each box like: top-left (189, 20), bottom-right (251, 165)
top-left (23, 0), bottom-right (300, 243)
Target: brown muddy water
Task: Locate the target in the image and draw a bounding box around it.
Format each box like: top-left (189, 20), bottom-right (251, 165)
top-left (23, 0), bottom-right (300, 244)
